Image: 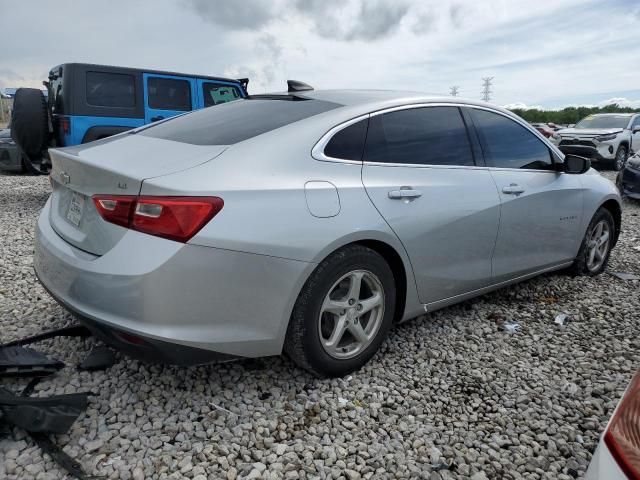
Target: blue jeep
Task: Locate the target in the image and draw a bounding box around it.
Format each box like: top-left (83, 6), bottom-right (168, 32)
top-left (8, 63), bottom-right (248, 173)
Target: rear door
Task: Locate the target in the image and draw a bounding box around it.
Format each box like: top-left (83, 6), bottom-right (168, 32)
top-left (467, 107), bottom-right (584, 282)
top-left (361, 105), bottom-right (501, 304)
top-left (196, 79), bottom-right (243, 109)
top-left (143, 73), bottom-right (195, 124)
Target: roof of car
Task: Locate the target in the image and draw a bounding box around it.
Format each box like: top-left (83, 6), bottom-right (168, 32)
top-left (285, 89), bottom-right (507, 114)
top-left (49, 63), bottom-right (245, 85)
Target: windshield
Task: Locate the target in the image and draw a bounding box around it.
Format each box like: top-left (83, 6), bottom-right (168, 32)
top-left (574, 115), bottom-right (630, 129)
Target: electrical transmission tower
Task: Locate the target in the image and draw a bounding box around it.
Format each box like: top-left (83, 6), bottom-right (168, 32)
top-left (449, 86), bottom-right (459, 97)
top-left (481, 77), bottom-right (493, 102)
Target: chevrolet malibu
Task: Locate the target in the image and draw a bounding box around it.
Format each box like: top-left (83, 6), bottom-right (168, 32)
top-left (34, 87), bottom-right (622, 377)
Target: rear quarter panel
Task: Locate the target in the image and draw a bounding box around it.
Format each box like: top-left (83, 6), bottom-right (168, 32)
top-left (139, 115), bottom-right (423, 321)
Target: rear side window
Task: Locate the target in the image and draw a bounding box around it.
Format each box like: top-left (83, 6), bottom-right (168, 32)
top-left (470, 108), bottom-right (553, 170)
top-left (202, 83), bottom-right (241, 107)
top-left (147, 77), bottom-right (192, 111)
top-left (86, 72), bottom-right (135, 108)
top-left (49, 70), bottom-right (64, 114)
top-left (139, 98), bottom-right (341, 145)
top-left (363, 106), bottom-right (475, 166)
top-left (324, 119), bottom-right (368, 161)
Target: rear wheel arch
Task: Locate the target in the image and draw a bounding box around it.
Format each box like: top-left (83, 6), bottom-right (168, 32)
top-left (354, 240), bottom-right (407, 324)
top-left (81, 126), bottom-right (134, 144)
top-left (300, 239), bottom-right (408, 324)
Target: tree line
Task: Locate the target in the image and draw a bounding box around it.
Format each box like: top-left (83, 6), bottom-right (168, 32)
top-left (509, 103), bottom-right (638, 125)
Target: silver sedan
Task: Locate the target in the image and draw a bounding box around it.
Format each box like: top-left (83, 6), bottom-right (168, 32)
top-left (34, 88), bottom-right (622, 377)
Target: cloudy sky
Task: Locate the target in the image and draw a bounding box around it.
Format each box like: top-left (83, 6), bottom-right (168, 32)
top-left (1, 0), bottom-right (639, 109)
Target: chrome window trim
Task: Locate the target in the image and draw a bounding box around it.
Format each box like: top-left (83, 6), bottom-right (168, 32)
top-left (312, 101), bottom-right (566, 170)
top-left (311, 114), bottom-right (370, 164)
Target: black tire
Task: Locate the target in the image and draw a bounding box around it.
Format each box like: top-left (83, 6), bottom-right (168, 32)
top-left (612, 145), bottom-right (627, 171)
top-left (10, 88), bottom-right (49, 158)
top-left (284, 245), bottom-right (396, 378)
top-left (569, 207), bottom-right (615, 276)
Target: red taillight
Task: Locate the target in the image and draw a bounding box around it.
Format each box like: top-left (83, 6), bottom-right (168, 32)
top-left (60, 117), bottom-right (70, 134)
top-left (604, 371), bottom-right (640, 479)
top-left (92, 195), bottom-right (223, 242)
top-left (93, 195), bottom-right (136, 228)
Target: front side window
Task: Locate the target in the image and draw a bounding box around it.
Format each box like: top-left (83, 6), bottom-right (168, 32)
top-left (147, 77), bottom-right (192, 111)
top-left (470, 108), bottom-right (553, 170)
top-left (202, 83), bottom-right (241, 107)
top-left (631, 116), bottom-right (640, 129)
top-left (363, 106), bottom-right (475, 166)
top-left (86, 71), bottom-right (135, 108)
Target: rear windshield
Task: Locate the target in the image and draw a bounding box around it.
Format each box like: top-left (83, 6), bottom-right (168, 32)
top-left (139, 97), bottom-right (342, 145)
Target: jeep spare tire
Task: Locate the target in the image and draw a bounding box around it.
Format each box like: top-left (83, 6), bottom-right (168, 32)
top-left (11, 88), bottom-right (49, 158)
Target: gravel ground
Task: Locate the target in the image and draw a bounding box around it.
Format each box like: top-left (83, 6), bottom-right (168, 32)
top-left (0, 170), bottom-right (639, 480)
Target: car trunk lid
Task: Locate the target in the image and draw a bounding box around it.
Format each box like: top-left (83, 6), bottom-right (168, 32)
top-left (48, 134), bottom-right (227, 255)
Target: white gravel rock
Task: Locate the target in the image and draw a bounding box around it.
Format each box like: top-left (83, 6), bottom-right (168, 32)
top-left (0, 170), bottom-right (639, 479)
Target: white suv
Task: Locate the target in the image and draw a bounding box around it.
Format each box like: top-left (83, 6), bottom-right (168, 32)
top-left (550, 113), bottom-right (640, 170)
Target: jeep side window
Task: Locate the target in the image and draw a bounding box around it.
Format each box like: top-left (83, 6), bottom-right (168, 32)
top-left (203, 84), bottom-right (241, 107)
top-left (147, 77), bottom-right (192, 111)
top-left (86, 72), bottom-right (135, 108)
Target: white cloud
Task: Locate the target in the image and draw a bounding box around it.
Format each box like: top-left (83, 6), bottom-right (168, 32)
top-left (0, 0), bottom-right (639, 108)
top-left (502, 102), bottom-right (544, 111)
top-left (597, 98), bottom-right (640, 109)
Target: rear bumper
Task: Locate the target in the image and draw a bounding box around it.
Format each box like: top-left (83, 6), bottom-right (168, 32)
top-left (585, 441), bottom-right (626, 480)
top-left (617, 165), bottom-right (640, 199)
top-left (34, 199), bottom-right (314, 364)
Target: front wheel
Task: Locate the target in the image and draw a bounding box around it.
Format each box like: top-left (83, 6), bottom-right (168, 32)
top-left (569, 208), bottom-right (615, 276)
top-left (612, 145), bottom-right (627, 171)
top-left (284, 245), bottom-right (396, 377)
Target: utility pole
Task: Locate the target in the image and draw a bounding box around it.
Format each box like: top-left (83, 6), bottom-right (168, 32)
top-left (481, 77), bottom-right (494, 102)
top-left (449, 86), bottom-right (459, 97)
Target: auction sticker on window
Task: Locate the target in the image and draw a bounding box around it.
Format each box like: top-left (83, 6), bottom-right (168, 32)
top-left (66, 192), bottom-right (85, 227)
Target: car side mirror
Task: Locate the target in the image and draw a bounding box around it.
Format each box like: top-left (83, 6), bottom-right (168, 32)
top-left (633, 126), bottom-right (640, 134)
top-left (563, 154), bottom-right (590, 174)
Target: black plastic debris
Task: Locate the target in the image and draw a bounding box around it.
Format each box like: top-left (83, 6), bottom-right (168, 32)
top-left (0, 387), bottom-right (88, 433)
top-left (30, 432), bottom-right (98, 480)
top-left (1, 324), bottom-right (92, 348)
top-left (79, 346), bottom-right (116, 371)
top-left (0, 324), bottom-right (98, 479)
top-left (0, 346), bottom-right (64, 377)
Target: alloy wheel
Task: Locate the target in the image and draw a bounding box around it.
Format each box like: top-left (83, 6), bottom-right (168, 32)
top-left (586, 219), bottom-right (611, 272)
top-left (318, 270), bottom-right (385, 359)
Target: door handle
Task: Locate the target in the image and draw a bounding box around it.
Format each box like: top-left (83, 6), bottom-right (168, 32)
top-left (388, 188), bottom-right (422, 199)
top-left (151, 116), bottom-right (165, 122)
top-left (502, 183), bottom-right (525, 195)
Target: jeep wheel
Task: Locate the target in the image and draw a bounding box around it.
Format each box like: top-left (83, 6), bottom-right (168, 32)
top-left (612, 145), bottom-right (627, 171)
top-left (10, 88), bottom-right (50, 175)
